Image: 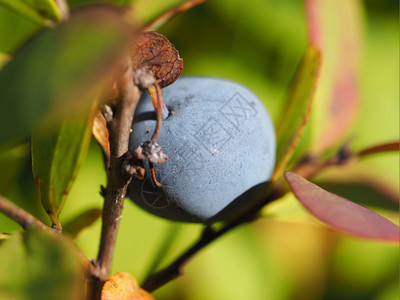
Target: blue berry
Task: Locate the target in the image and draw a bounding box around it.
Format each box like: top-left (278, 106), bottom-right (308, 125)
top-left (128, 76), bottom-right (276, 223)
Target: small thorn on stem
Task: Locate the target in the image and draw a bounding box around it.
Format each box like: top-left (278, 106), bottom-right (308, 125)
top-left (149, 162), bottom-right (162, 187)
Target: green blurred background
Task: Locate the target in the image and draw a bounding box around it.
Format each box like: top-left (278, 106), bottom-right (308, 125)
top-left (0, 0), bottom-right (398, 299)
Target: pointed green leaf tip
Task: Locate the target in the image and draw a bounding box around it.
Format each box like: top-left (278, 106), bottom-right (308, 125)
top-left (32, 109), bottom-right (95, 230)
top-left (273, 45), bottom-right (321, 181)
top-left (0, 0), bottom-right (62, 26)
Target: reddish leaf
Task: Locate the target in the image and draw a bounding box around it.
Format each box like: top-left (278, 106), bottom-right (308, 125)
top-left (315, 180), bottom-right (399, 211)
top-left (305, 0), bottom-right (363, 152)
top-left (101, 272), bottom-right (154, 300)
top-left (284, 171), bottom-right (399, 242)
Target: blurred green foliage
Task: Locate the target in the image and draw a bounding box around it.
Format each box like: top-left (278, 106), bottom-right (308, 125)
top-left (0, 0), bottom-right (398, 299)
top-left (0, 229), bottom-right (83, 299)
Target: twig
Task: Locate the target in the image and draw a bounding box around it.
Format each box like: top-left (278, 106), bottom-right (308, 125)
top-left (142, 226), bottom-right (222, 292)
top-left (142, 186), bottom-right (283, 292)
top-left (142, 0), bottom-right (208, 31)
top-left (94, 60), bottom-right (142, 284)
top-left (143, 223), bottom-right (181, 279)
top-left (142, 140), bottom-right (400, 291)
top-left (141, 144), bottom-right (335, 291)
top-left (88, 61), bottom-right (142, 299)
top-left (358, 141), bottom-right (399, 157)
top-left (294, 140), bottom-right (400, 179)
top-left (0, 194), bottom-right (53, 233)
top-left (0, 194), bottom-right (91, 272)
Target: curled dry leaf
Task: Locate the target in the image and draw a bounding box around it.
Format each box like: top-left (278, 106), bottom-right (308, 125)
top-left (131, 31), bottom-right (183, 88)
top-left (92, 109), bottom-right (111, 164)
top-left (101, 272), bottom-right (154, 300)
top-left (284, 171), bottom-right (399, 242)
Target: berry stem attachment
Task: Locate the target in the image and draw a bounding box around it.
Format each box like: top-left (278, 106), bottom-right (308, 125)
top-left (149, 162), bottom-right (162, 187)
top-left (148, 83), bottom-right (169, 121)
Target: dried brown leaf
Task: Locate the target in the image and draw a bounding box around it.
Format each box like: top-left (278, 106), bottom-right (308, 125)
top-left (132, 31), bottom-right (183, 88)
top-left (92, 109), bottom-right (110, 164)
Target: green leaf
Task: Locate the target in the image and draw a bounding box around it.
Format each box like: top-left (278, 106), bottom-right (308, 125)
top-left (0, 52), bottom-right (10, 68)
top-left (0, 233), bottom-right (10, 241)
top-left (32, 107), bottom-right (95, 230)
top-left (0, 4), bottom-right (131, 146)
top-left (63, 208), bottom-right (102, 238)
top-left (272, 45), bottom-right (320, 181)
top-left (0, 0), bottom-right (61, 26)
top-left (0, 229), bottom-right (83, 300)
top-left (0, 6), bottom-right (41, 54)
top-left (68, 0), bottom-right (132, 9)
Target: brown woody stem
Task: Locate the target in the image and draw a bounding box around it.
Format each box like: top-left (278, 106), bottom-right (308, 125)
top-left (0, 194), bottom-right (52, 233)
top-left (142, 184), bottom-right (283, 292)
top-left (358, 141), bottom-right (399, 157)
top-left (144, 140), bottom-right (400, 290)
top-left (0, 194), bottom-right (91, 272)
top-left (90, 61), bottom-right (142, 297)
top-left (142, 0), bottom-right (208, 31)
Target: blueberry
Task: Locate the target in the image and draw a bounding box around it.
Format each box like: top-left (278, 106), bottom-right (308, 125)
top-left (128, 76), bottom-right (276, 223)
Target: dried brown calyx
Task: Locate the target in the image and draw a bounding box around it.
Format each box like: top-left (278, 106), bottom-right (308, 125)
top-left (131, 31), bottom-right (183, 88)
top-left (129, 31), bottom-right (183, 186)
top-left (93, 31), bottom-right (183, 187)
